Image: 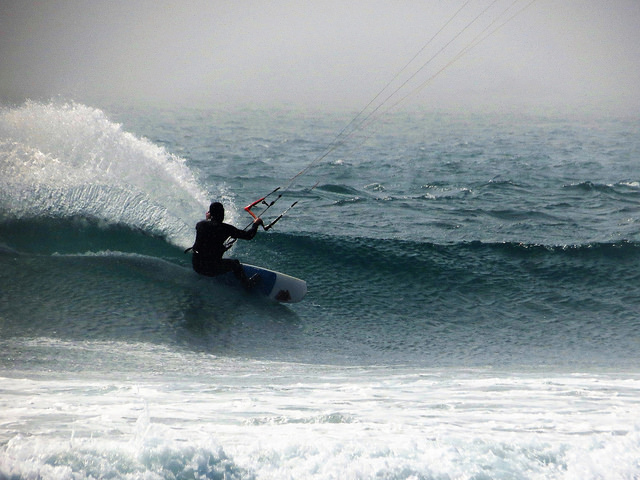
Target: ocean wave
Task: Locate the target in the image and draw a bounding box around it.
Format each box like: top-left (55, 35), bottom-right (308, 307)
top-left (0, 216), bottom-right (185, 260)
top-left (4, 213), bottom-right (638, 271)
top-left (1, 439), bottom-right (253, 480)
top-left (261, 232), bottom-right (640, 320)
top-left (270, 231), bottom-right (640, 264)
top-left (2, 219), bottom-right (639, 366)
top-left (247, 412), bottom-right (353, 426)
top-left (563, 180), bottom-right (640, 196)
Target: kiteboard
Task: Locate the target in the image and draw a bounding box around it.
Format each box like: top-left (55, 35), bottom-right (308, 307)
top-left (217, 263), bottom-right (307, 303)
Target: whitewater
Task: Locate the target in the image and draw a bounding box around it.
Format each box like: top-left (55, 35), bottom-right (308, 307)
top-left (1, 100), bottom-right (639, 479)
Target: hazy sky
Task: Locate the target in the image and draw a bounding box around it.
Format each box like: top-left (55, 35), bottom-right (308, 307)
top-left (1, 0), bottom-right (639, 114)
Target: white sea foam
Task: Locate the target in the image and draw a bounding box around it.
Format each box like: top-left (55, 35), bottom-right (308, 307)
top-left (1, 340), bottom-right (639, 479)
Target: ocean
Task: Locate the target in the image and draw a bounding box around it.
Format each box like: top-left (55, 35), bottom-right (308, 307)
top-left (1, 100), bottom-right (639, 479)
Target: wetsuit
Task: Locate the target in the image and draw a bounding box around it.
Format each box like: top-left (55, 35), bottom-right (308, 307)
top-left (191, 220), bottom-right (259, 282)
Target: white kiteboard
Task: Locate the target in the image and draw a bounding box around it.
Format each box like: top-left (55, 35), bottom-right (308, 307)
top-left (217, 263), bottom-right (307, 303)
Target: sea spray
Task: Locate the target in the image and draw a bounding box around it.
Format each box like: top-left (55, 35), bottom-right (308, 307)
top-left (0, 101), bottom-right (210, 247)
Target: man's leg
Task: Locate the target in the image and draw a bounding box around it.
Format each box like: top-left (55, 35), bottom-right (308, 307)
top-left (222, 259), bottom-right (256, 289)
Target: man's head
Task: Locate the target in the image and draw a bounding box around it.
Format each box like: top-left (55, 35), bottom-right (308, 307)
top-left (208, 202), bottom-right (224, 222)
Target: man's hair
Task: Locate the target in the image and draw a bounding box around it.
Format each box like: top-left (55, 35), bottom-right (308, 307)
top-left (209, 202), bottom-right (224, 222)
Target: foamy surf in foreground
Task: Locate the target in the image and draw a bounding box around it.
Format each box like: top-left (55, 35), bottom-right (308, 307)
top-left (1, 339), bottom-right (639, 480)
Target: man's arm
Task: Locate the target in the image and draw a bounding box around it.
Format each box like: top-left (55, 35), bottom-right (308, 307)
top-left (231, 218), bottom-right (263, 241)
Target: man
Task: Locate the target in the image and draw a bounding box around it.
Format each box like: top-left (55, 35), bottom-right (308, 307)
top-left (191, 201), bottom-right (263, 288)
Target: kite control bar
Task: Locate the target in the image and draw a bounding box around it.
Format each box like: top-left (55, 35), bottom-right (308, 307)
top-left (223, 187), bottom-right (297, 251)
top-left (243, 187), bottom-right (281, 220)
top-left (244, 187), bottom-right (298, 230)
top-left (242, 186), bottom-right (297, 230)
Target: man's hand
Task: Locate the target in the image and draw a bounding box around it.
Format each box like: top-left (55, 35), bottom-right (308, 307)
top-left (254, 217), bottom-right (264, 227)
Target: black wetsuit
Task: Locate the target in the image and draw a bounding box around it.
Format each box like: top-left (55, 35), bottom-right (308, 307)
top-left (191, 220), bottom-right (259, 281)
